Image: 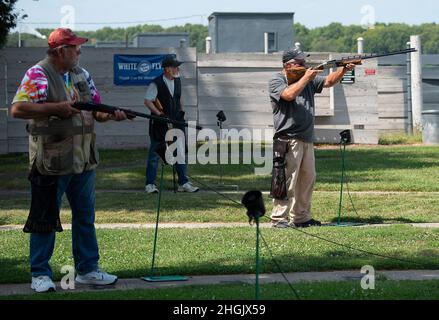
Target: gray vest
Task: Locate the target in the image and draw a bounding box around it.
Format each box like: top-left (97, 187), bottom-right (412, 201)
top-left (27, 58), bottom-right (99, 175)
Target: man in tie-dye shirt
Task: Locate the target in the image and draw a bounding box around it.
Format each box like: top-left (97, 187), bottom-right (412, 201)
top-left (11, 28), bottom-right (127, 293)
top-left (13, 64), bottom-right (102, 105)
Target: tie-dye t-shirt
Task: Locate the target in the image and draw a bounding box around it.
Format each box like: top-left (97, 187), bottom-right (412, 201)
top-left (12, 65), bottom-right (101, 104)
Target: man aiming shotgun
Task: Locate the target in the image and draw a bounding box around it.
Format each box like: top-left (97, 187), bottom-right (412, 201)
top-left (269, 48), bottom-right (356, 228)
top-left (270, 47), bottom-right (416, 229)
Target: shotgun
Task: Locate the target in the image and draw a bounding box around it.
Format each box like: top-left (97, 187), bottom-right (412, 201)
top-left (73, 102), bottom-right (202, 130)
top-left (286, 48), bottom-right (417, 84)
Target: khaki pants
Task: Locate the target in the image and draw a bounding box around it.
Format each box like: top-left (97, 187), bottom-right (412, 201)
top-left (271, 139), bottom-right (316, 224)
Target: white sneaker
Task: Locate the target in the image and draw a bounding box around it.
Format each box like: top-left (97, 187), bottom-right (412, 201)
top-left (31, 276), bottom-right (56, 293)
top-left (75, 269), bottom-right (118, 286)
top-left (145, 184), bottom-right (159, 194)
top-left (178, 182), bottom-right (199, 193)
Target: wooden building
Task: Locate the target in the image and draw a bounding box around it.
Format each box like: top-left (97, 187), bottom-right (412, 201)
top-left (1, 47), bottom-right (438, 154)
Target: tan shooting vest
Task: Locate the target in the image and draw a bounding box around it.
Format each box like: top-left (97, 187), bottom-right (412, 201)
top-left (27, 58), bottom-right (99, 175)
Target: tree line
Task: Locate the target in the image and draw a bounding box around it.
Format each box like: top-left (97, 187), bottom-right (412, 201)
top-left (6, 23), bottom-right (209, 52)
top-left (4, 22), bottom-right (439, 54)
top-left (294, 22), bottom-right (439, 54)
top-left (1, 0), bottom-right (18, 48)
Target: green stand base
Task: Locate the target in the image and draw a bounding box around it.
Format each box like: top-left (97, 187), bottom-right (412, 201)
top-left (142, 275), bottom-right (189, 282)
top-left (144, 164), bottom-right (189, 284)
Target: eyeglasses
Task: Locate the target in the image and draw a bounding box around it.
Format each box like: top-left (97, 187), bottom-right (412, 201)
top-left (56, 44), bottom-right (81, 52)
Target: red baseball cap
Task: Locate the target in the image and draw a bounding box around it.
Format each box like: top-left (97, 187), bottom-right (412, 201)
top-left (48, 28), bottom-right (88, 49)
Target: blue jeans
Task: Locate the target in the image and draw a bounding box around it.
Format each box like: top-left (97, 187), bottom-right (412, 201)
top-left (29, 170), bottom-right (99, 278)
top-left (146, 137), bottom-right (188, 186)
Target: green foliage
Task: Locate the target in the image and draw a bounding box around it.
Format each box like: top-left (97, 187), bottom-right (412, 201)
top-left (7, 23), bottom-right (208, 52)
top-left (166, 23), bottom-right (208, 52)
top-left (363, 23), bottom-right (412, 53)
top-left (0, 0), bottom-right (18, 48)
top-left (294, 22), bottom-right (439, 53)
top-left (418, 23), bottom-right (439, 54)
top-left (6, 21), bottom-right (439, 53)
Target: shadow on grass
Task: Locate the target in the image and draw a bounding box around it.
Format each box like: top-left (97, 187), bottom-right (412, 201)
top-left (2, 146), bottom-right (439, 193)
top-left (329, 215), bottom-right (417, 225)
top-left (316, 148), bottom-right (439, 188)
top-left (111, 250), bottom-right (438, 284)
top-left (0, 215), bottom-right (12, 225)
top-left (0, 192), bottom-right (243, 213)
top-left (316, 147), bottom-right (439, 171)
top-left (0, 257), bottom-right (30, 284)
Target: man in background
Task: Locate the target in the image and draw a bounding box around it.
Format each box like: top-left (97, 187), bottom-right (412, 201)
top-left (143, 55), bottom-right (199, 194)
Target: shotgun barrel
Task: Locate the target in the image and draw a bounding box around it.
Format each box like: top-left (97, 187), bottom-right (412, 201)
top-left (73, 102), bottom-right (203, 130)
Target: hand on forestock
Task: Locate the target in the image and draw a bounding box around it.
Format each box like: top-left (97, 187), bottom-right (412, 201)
top-left (57, 101), bottom-right (80, 119)
top-left (111, 109), bottom-right (129, 121)
top-left (343, 63), bottom-right (356, 72)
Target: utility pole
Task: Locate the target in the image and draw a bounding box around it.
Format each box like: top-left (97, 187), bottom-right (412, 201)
top-left (410, 35), bottom-right (423, 131)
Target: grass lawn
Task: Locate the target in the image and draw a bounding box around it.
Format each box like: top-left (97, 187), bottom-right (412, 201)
top-left (1, 191), bottom-right (439, 225)
top-left (1, 145), bottom-right (439, 226)
top-left (2, 280), bottom-right (439, 300)
top-left (0, 225), bottom-right (438, 284)
top-left (1, 145), bottom-right (438, 299)
top-left (1, 145), bottom-right (439, 192)
top-left (378, 131), bottom-right (422, 145)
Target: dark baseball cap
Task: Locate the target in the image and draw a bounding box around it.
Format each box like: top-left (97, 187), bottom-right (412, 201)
top-left (162, 55), bottom-right (183, 68)
top-left (282, 48), bottom-right (309, 63)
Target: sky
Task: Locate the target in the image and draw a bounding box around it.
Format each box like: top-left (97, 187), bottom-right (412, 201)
top-left (13, 0), bottom-right (439, 32)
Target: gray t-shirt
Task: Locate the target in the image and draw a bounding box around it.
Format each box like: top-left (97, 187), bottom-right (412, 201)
top-left (269, 72), bottom-right (326, 142)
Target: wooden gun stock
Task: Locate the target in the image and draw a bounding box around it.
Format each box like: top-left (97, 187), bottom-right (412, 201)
top-left (153, 98), bottom-right (164, 114)
top-left (285, 66), bottom-right (307, 85)
top-left (336, 59), bottom-right (363, 67)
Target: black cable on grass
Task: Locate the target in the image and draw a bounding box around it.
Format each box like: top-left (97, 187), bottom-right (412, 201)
top-left (260, 216), bottom-right (425, 267)
top-left (189, 174), bottom-right (301, 299)
top-left (338, 144), bottom-right (435, 228)
top-left (339, 143), bottom-right (361, 218)
top-left (189, 175), bottom-right (429, 269)
top-left (345, 178), bottom-right (361, 218)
